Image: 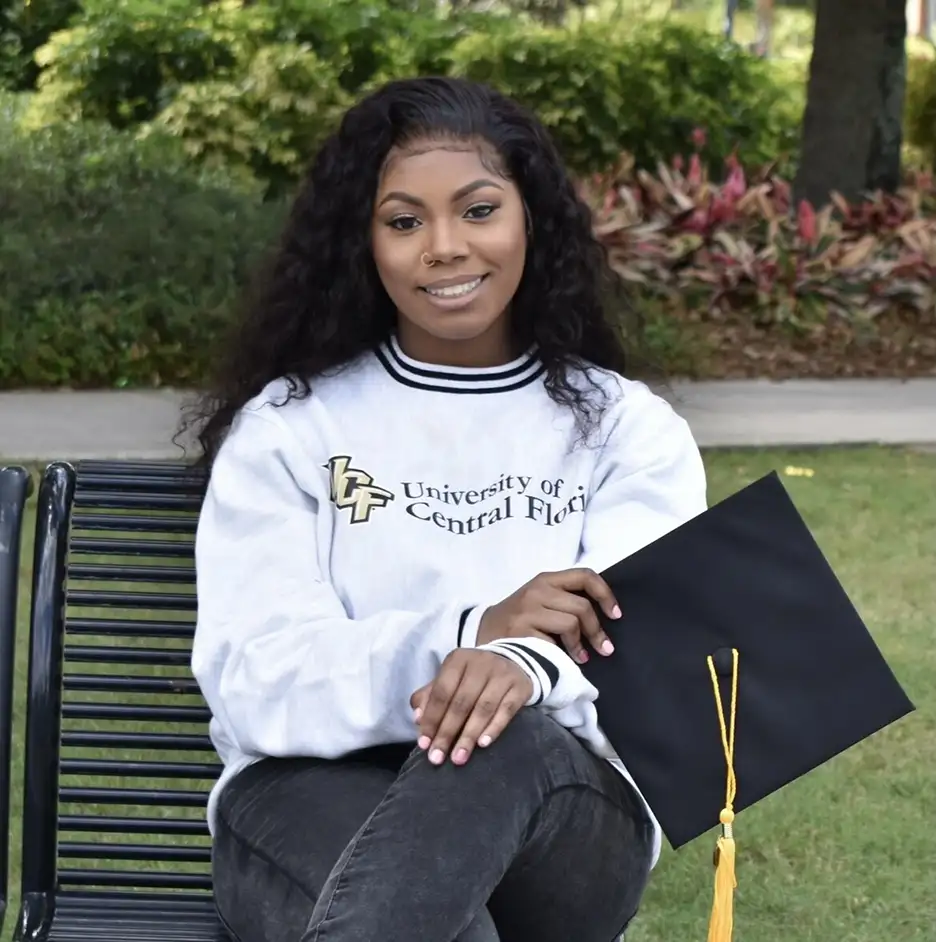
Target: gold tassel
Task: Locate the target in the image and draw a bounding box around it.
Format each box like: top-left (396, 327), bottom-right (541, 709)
top-left (706, 650), bottom-right (739, 942)
top-left (707, 810), bottom-right (737, 942)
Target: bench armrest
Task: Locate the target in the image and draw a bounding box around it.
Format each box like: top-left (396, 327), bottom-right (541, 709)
top-left (0, 466), bottom-right (34, 935)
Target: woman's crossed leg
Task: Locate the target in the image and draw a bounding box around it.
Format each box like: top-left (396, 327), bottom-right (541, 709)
top-left (213, 709), bottom-right (653, 942)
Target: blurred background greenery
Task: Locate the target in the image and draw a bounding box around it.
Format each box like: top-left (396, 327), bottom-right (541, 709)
top-left (1, 0), bottom-right (934, 389)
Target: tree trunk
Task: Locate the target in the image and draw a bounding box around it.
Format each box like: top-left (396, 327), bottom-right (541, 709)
top-left (794, 0), bottom-right (908, 208)
top-left (866, 0), bottom-right (908, 193)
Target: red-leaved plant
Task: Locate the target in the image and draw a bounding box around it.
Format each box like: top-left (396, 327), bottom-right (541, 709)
top-left (581, 134), bottom-right (936, 329)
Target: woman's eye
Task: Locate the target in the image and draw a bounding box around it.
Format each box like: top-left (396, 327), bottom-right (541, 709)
top-left (388, 215), bottom-right (420, 231)
top-left (465, 203), bottom-right (496, 220)
top-left (386, 204), bottom-right (496, 230)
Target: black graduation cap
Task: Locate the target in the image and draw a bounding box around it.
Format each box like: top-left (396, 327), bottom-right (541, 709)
top-left (581, 471), bottom-right (915, 856)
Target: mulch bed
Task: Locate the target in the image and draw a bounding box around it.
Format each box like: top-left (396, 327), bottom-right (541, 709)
top-left (676, 308), bottom-right (936, 380)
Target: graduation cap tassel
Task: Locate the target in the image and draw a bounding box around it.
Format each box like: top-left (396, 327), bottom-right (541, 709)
top-left (706, 649), bottom-right (739, 942)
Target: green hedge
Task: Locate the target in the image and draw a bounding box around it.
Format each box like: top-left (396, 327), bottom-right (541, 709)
top-left (0, 94), bottom-right (285, 389)
top-left (22, 0), bottom-right (480, 127)
top-left (24, 0), bottom-right (802, 191)
top-left (450, 20), bottom-right (802, 176)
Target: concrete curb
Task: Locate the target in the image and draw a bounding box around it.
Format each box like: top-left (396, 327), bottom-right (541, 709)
top-left (1, 378), bottom-right (933, 461)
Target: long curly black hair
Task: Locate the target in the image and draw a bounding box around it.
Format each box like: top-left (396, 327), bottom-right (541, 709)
top-left (184, 75), bottom-right (632, 469)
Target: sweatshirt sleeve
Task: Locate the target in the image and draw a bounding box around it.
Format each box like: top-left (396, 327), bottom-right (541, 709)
top-left (191, 406), bottom-right (483, 761)
top-left (576, 381), bottom-right (708, 575)
top-left (481, 381), bottom-right (708, 740)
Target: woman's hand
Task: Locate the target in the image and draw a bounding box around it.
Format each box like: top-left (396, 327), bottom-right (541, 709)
top-left (410, 649), bottom-right (533, 767)
top-left (476, 567), bottom-right (621, 664)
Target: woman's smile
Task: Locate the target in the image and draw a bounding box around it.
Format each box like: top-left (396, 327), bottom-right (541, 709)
top-left (420, 273), bottom-right (490, 308)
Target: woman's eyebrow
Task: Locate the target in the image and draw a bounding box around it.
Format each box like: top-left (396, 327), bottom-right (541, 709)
top-left (377, 178), bottom-right (505, 209)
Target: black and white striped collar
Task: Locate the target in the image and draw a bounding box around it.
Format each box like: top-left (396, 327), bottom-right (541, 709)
top-left (375, 336), bottom-right (545, 395)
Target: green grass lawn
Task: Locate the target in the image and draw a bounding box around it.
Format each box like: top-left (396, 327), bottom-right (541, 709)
top-left (632, 446), bottom-right (936, 942)
top-left (4, 446), bottom-right (934, 941)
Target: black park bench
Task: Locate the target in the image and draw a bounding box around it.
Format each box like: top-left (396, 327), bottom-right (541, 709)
top-left (4, 459), bottom-right (631, 942)
top-left (12, 459), bottom-right (230, 942)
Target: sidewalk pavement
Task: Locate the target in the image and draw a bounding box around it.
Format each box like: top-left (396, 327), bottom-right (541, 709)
top-left (0, 379), bottom-right (934, 461)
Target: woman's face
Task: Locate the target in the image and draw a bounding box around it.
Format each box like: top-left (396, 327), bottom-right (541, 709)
top-left (371, 138), bottom-right (528, 367)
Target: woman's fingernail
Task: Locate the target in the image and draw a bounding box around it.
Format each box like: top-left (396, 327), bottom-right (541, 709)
top-left (453, 748), bottom-right (468, 764)
top-left (413, 707), bottom-right (423, 722)
top-left (611, 605), bottom-right (622, 619)
top-left (478, 734), bottom-right (492, 748)
top-left (418, 735), bottom-right (431, 750)
top-left (601, 639), bottom-right (615, 655)
top-left (579, 649), bottom-right (589, 664)
top-left (429, 748), bottom-right (445, 765)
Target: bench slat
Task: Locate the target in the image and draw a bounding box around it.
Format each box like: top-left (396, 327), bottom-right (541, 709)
top-left (45, 921), bottom-right (224, 942)
top-left (59, 870), bottom-right (213, 890)
top-left (63, 703), bottom-right (209, 723)
top-left (71, 538), bottom-right (195, 558)
top-left (76, 472), bottom-right (204, 492)
top-left (65, 646), bottom-right (192, 667)
top-left (64, 676), bottom-right (200, 695)
top-left (74, 491), bottom-right (202, 511)
top-left (60, 816), bottom-right (209, 836)
top-left (68, 590), bottom-right (196, 610)
top-left (60, 843), bottom-right (211, 863)
top-left (60, 788), bottom-right (209, 807)
top-left (75, 460), bottom-right (203, 477)
top-left (67, 617), bottom-right (195, 639)
top-left (63, 731), bottom-right (212, 751)
top-left (55, 890), bottom-right (217, 909)
top-left (71, 514), bottom-right (198, 534)
top-left (61, 759), bottom-right (221, 779)
top-left (70, 564), bottom-right (195, 584)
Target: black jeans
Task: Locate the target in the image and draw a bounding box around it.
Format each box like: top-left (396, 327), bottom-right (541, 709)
top-left (212, 709), bottom-right (654, 942)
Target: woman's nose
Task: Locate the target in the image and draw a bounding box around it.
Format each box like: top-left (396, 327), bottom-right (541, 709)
top-left (425, 222), bottom-right (468, 264)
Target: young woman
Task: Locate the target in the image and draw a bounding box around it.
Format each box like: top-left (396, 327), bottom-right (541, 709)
top-left (190, 76), bottom-right (707, 942)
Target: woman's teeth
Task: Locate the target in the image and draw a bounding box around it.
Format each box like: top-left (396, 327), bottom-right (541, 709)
top-left (424, 277), bottom-right (483, 298)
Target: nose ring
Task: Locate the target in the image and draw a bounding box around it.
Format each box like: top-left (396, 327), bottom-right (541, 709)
top-left (421, 252), bottom-right (436, 267)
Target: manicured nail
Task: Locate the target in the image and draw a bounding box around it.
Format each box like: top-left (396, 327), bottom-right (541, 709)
top-left (418, 735), bottom-right (431, 750)
top-left (453, 748), bottom-right (468, 764)
top-left (611, 605), bottom-right (622, 619)
top-left (429, 748), bottom-right (445, 765)
top-left (478, 734), bottom-right (492, 748)
top-left (413, 707), bottom-right (423, 722)
top-left (601, 639), bottom-right (615, 656)
top-left (579, 649), bottom-right (589, 664)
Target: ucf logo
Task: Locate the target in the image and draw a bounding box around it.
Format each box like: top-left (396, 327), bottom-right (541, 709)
top-left (324, 456), bottom-right (395, 524)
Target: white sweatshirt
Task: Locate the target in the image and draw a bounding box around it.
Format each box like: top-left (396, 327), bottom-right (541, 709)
top-left (192, 337), bottom-right (708, 867)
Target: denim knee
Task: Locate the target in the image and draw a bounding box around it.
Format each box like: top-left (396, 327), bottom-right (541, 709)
top-left (404, 707), bottom-right (592, 794)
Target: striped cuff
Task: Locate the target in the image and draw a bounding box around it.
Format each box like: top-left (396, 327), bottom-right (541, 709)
top-left (476, 639), bottom-right (561, 706)
top-left (457, 607), bottom-right (485, 648)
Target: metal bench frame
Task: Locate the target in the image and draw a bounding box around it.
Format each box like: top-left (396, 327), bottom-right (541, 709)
top-left (14, 460), bottom-right (228, 942)
top-left (0, 466), bottom-right (34, 938)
